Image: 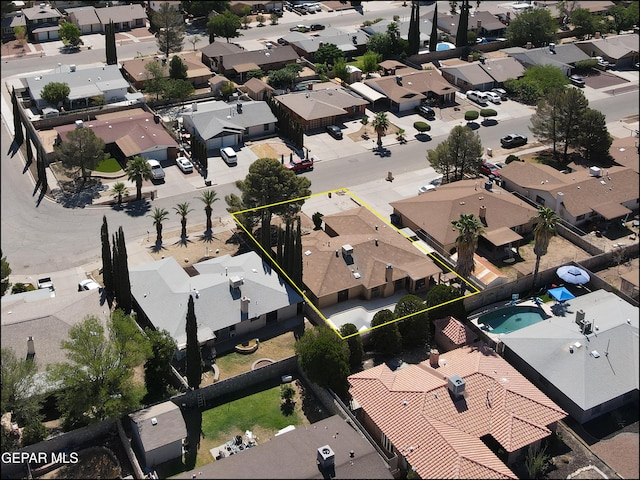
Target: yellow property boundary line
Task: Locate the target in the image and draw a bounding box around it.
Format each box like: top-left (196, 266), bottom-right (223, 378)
top-left (231, 188), bottom-right (480, 339)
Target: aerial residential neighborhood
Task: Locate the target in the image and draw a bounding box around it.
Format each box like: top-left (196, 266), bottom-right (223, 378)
top-left (0, 1), bottom-right (638, 479)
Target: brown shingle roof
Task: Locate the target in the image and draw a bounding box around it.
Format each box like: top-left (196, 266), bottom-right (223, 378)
top-left (609, 136), bottom-right (639, 173)
top-left (276, 88), bottom-right (367, 121)
top-left (349, 345), bottom-right (567, 479)
top-left (365, 69), bottom-right (459, 103)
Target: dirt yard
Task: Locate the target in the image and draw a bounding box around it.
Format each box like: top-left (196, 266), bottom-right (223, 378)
top-left (249, 142), bottom-right (299, 161)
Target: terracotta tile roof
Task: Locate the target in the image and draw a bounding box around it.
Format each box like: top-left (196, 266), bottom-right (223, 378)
top-left (435, 316), bottom-right (478, 346)
top-left (349, 345), bottom-right (567, 479)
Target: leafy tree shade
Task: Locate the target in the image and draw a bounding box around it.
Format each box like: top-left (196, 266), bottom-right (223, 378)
top-left (578, 108), bottom-right (611, 163)
top-left (425, 284), bottom-right (467, 323)
top-left (267, 64), bottom-right (301, 89)
top-left (185, 295), bottom-right (202, 389)
top-left (429, 3), bottom-right (439, 52)
top-left (225, 192), bottom-right (255, 231)
top-left (208, 10), bottom-right (241, 43)
top-left (531, 207), bottom-right (560, 287)
top-left (427, 125), bottom-right (482, 183)
top-left (315, 43), bottom-right (343, 65)
top-left (339, 323), bottom-right (364, 372)
top-left (369, 309), bottom-right (401, 355)
top-left (366, 32), bottom-right (393, 57)
top-left (148, 207), bottom-right (169, 244)
top-left (101, 216), bottom-right (114, 298)
top-left (181, 1), bottom-right (230, 17)
top-left (1, 249), bottom-right (11, 296)
top-left (59, 22), bottom-right (82, 47)
top-left (506, 8), bottom-right (556, 48)
top-left (394, 294), bottom-right (429, 347)
top-left (169, 55), bottom-right (188, 80)
top-left (607, 3), bottom-right (638, 34)
top-left (529, 88), bottom-right (564, 156)
top-left (569, 8), bottom-right (597, 39)
top-left (455, 0), bottom-right (470, 47)
top-left (41, 81), bottom-right (70, 107)
top-left (360, 50), bottom-right (380, 77)
top-left (295, 326), bottom-right (350, 398)
top-left (143, 329), bottom-right (177, 402)
top-left (451, 213), bottom-right (485, 280)
top-left (332, 57), bottom-right (349, 82)
top-left (105, 20), bottom-right (117, 65)
top-left (558, 87), bottom-right (589, 162)
top-left (55, 126), bottom-right (106, 182)
top-left (126, 156), bottom-right (153, 201)
top-left (47, 311), bottom-right (150, 430)
top-left (153, 3), bottom-right (185, 57)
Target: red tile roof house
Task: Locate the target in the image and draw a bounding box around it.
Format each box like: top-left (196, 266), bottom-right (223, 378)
top-left (300, 207), bottom-right (443, 310)
top-left (434, 316), bottom-right (479, 352)
top-left (348, 344), bottom-right (567, 479)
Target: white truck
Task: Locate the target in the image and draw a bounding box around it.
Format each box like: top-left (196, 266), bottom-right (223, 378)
top-left (37, 277), bottom-right (55, 297)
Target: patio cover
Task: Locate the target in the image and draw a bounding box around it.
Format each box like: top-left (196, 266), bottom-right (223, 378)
top-left (592, 202), bottom-right (632, 220)
top-left (348, 82), bottom-right (386, 103)
top-left (482, 227), bottom-right (523, 247)
top-left (548, 286), bottom-right (575, 303)
top-left (232, 62), bottom-right (261, 73)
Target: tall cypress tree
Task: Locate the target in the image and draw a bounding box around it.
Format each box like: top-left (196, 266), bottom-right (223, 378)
top-left (407, 1), bottom-right (420, 56)
top-left (112, 233), bottom-right (121, 304)
top-left (430, 3), bottom-right (439, 53)
top-left (105, 20), bottom-right (118, 65)
top-left (116, 227), bottom-right (132, 313)
top-left (455, 0), bottom-right (470, 47)
top-left (101, 216), bottom-right (114, 297)
top-left (185, 294), bottom-right (202, 389)
top-left (295, 217), bottom-right (303, 286)
top-left (12, 87), bottom-right (23, 145)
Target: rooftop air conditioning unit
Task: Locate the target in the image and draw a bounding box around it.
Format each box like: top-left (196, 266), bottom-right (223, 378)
top-left (317, 445), bottom-right (335, 469)
top-left (342, 244), bottom-right (354, 256)
top-left (589, 166), bottom-right (601, 177)
top-left (447, 375), bottom-right (466, 397)
top-left (75, 120), bottom-right (83, 128)
top-left (229, 276), bottom-right (243, 289)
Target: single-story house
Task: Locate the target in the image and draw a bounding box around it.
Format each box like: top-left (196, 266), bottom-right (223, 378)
top-left (349, 344), bottom-right (567, 478)
top-left (434, 316), bottom-right (479, 352)
top-left (498, 163), bottom-right (639, 227)
top-left (364, 68), bottom-right (459, 111)
top-left (390, 179), bottom-right (539, 259)
top-left (575, 33), bottom-right (640, 70)
top-left (377, 59), bottom-right (413, 77)
top-left (288, 30), bottom-right (369, 61)
top-left (25, 64), bottom-right (130, 111)
top-left (129, 252), bottom-right (303, 349)
top-left (441, 57), bottom-right (525, 92)
top-left (242, 77), bottom-right (274, 101)
top-left (176, 415), bottom-right (394, 479)
top-left (208, 74), bottom-right (234, 97)
top-left (180, 100), bottom-right (277, 151)
top-left (300, 206), bottom-right (443, 309)
top-left (500, 289), bottom-right (639, 424)
top-left (535, 1), bottom-right (614, 20)
top-left (273, 86), bottom-right (367, 131)
top-left (121, 52), bottom-right (212, 90)
top-left (200, 41), bottom-right (244, 71)
top-left (21, 4), bottom-right (62, 42)
top-left (94, 4), bottom-right (147, 31)
top-left (218, 45), bottom-right (299, 81)
top-left (54, 108), bottom-right (179, 163)
top-left (504, 43), bottom-right (591, 76)
top-left (129, 402), bottom-right (187, 469)
top-left (609, 136), bottom-right (639, 174)
top-left (66, 6), bottom-right (102, 34)
top-left (228, 1), bottom-right (284, 14)
top-left (436, 10), bottom-right (506, 39)
top-left (479, 56), bottom-right (526, 85)
top-left (361, 18), bottom-right (435, 50)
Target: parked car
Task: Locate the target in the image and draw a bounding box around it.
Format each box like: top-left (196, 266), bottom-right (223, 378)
top-left (491, 88), bottom-right (507, 100)
top-left (176, 156), bottom-right (194, 173)
top-left (480, 161), bottom-right (501, 178)
top-left (500, 133), bottom-right (528, 148)
top-left (326, 125), bottom-right (343, 139)
top-left (569, 74), bottom-right (585, 87)
top-left (147, 159), bottom-right (165, 180)
top-left (466, 90), bottom-right (488, 105)
top-left (418, 184), bottom-right (436, 194)
top-left (290, 25), bottom-right (308, 32)
top-left (78, 279), bottom-right (100, 291)
top-left (309, 23), bottom-right (325, 31)
top-left (485, 91), bottom-right (501, 104)
top-left (416, 104), bottom-right (435, 119)
top-left (595, 56), bottom-right (610, 69)
top-left (285, 157), bottom-right (314, 173)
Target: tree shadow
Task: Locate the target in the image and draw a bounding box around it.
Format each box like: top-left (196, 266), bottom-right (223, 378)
top-left (122, 199), bottom-right (151, 217)
top-left (481, 119), bottom-right (498, 127)
top-left (415, 133), bottom-right (432, 142)
top-left (280, 399), bottom-right (296, 416)
top-left (7, 139), bottom-right (21, 157)
top-left (466, 122), bottom-right (480, 130)
top-left (174, 237), bottom-right (195, 247)
top-left (149, 243), bottom-right (168, 254)
top-left (181, 408), bottom-right (202, 471)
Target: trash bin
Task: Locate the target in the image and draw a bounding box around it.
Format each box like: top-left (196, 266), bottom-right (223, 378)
top-left (204, 179), bottom-right (212, 186)
top-left (486, 147), bottom-right (493, 157)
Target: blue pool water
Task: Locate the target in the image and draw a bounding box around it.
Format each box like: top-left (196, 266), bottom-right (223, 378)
top-left (436, 42), bottom-right (455, 51)
top-left (479, 306), bottom-right (547, 334)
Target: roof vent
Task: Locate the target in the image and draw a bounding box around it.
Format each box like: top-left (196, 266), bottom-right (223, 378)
top-left (229, 276), bottom-right (243, 289)
top-left (447, 375), bottom-right (466, 397)
top-left (395, 75), bottom-right (402, 85)
top-left (342, 244), bottom-right (353, 256)
top-left (317, 445), bottom-right (335, 470)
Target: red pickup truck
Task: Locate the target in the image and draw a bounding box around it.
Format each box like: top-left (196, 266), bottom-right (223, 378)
top-left (285, 157), bottom-right (314, 173)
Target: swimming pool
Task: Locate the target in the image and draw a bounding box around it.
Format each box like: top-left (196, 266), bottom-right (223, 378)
top-left (436, 42), bottom-right (455, 51)
top-left (478, 305), bottom-right (547, 334)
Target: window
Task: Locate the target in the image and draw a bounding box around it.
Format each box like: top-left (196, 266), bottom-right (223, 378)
top-left (381, 432), bottom-right (394, 453)
top-left (263, 123), bottom-right (270, 132)
top-left (535, 195), bottom-right (545, 206)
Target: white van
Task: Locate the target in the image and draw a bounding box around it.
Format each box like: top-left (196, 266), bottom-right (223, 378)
top-left (467, 90), bottom-right (488, 105)
top-left (220, 147), bottom-right (237, 166)
top-left (303, 3), bottom-right (321, 13)
top-left (147, 159), bottom-right (165, 180)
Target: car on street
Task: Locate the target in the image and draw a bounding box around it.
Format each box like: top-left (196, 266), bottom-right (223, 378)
top-left (290, 25), bottom-right (308, 32)
top-left (485, 91), bottom-right (501, 104)
top-left (480, 161), bottom-right (501, 178)
top-left (309, 24), bottom-right (325, 31)
top-left (326, 125), bottom-right (343, 139)
top-left (147, 159), bottom-right (165, 180)
top-left (176, 156), bottom-right (194, 173)
top-left (415, 104), bottom-right (435, 119)
top-left (500, 133), bottom-right (528, 148)
top-left (285, 157), bottom-right (314, 173)
top-left (569, 74), bottom-right (585, 87)
top-left (491, 88), bottom-right (507, 100)
top-left (78, 279), bottom-right (100, 291)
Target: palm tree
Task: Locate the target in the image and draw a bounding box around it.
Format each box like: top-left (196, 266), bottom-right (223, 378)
top-left (148, 207), bottom-right (169, 245)
top-left (198, 189), bottom-right (219, 235)
top-left (372, 111), bottom-right (389, 150)
top-left (125, 156), bottom-right (152, 201)
top-left (174, 202), bottom-right (194, 240)
top-left (451, 213), bottom-right (485, 280)
top-left (110, 181), bottom-right (129, 206)
top-left (531, 207), bottom-right (560, 287)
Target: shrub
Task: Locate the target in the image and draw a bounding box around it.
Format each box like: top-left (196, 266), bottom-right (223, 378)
top-left (11, 282), bottom-right (35, 294)
top-left (505, 154), bottom-right (521, 164)
top-left (413, 121), bottom-right (431, 133)
top-left (480, 108), bottom-right (497, 118)
top-left (464, 110), bottom-right (479, 121)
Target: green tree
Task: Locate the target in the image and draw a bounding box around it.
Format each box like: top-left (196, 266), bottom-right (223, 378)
top-left (188, 33), bottom-right (201, 51)
top-left (105, 20), bottom-right (117, 65)
top-left (55, 127), bottom-right (106, 184)
top-left (47, 311), bottom-right (150, 430)
top-left (315, 43), bottom-right (343, 65)
top-left (255, 14), bottom-right (265, 26)
top-left (169, 55), bottom-right (188, 80)
top-left (41, 81), bottom-right (70, 107)
top-left (112, 227), bottom-right (132, 314)
top-left (181, 1), bottom-right (230, 17)
top-left (295, 326), bottom-right (350, 398)
top-left (578, 108), bottom-right (611, 164)
top-left (143, 328), bottom-right (177, 402)
top-left (267, 65), bottom-right (301, 89)
top-left (174, 202), bottom-right (194, 240)
top-left (185, 295), bottom-right (202, 389)
top-left (506, 8), bottom-right (556, 48)
top-left (162, 78), bottom-right (195, 102)
top-left (1, 249), bottom-right (11, 296)
top-left (455, 0), bottom-right (470, 47)
top-left (13, 25), bottom-right (26, 45)
top-left (149, 207), bottom-right (169, 245)
top-left (429, 3), bottom-right (439, 52)
top-left (59, 21), bottom-right (82, 47)
top-left (332, 57), bottom-right (349, 82)
top-left (425, 284), bottom-right (467, 323)
top-left (144, 60), bottom-right (167, 100)
top-left (225, 192), bottom-right (255, 231)
top-left (360, 50), bottom-right (380, 77)
top-left (531, 207), bottom-right (560, 287)
top-left (530, 88), bottom-right (564, 156)
top-left (241, 6), bottom-right (251, 29)
top-left (126, 156), bottom-right (153, 201)
top-left (558, 87), bottom-right (589, 162)
top-left (369, 309), bottom-right (402, 355)
top-left (111, 181), bottom-right (129, 206)
top-left (451, 213), bottom-right (485, 280)
top-left (198, 189), bottom-right (219, 236)
top-left (372, 111), bottom-right (389, 150)
top-left (208, 10), bottom-right (241, 43)
top-left (607, 3), bottom-right (636, 34)
top-left (407, 1), bottom-right (420, 56)
top-left (464, 110), bottom-right (479, 122)
top-left (269, 12), bottom-right (279, 25)
top-left (101, 216), bottom-right (114, 298)
top-left (339, 323), bottom-right (364, 372)
top-left (569, 8), bottom-right (596, 39)
top-left (153, 2), bottom-right (185, 57)
top-left (427, 125), bottom-right (482, 183)
top-left (395, 294), bottom-right (429, 347)
top-left (1, 348), bottom-right (41, 429)
top-left (367, 32), bottom-right (394, 56)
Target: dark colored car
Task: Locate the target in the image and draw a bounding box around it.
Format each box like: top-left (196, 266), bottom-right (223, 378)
top-left (569, 74), bottom-right (585, 87)
top-left (415, 104), bottom-right (435, 119)
top-left (500, 134), bottom-right (528, 148)
top-left (310, 24), bottom-right (325, 31)
top-left (480, 162), bottom-right (501, 178)
top-left (285, 157), bottom-right (314, 173)
top-left (326, 125), bottom-right (343, 139)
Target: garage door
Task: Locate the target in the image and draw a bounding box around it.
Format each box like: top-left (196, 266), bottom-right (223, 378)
top-left (141, 148), bottom-right (168, 162)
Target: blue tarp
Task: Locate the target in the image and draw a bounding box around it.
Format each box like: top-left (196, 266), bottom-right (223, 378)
top-left (548, 286), bottom-right (575, 303)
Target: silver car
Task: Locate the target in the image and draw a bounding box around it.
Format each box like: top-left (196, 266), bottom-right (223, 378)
top-left (147, 159), bottom-right (165, 180)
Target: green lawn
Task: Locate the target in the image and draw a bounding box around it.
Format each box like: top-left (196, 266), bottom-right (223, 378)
top-left (94, 157), bottom-right (122, 173)
top-left (347, 55), bottom-right (365, 68)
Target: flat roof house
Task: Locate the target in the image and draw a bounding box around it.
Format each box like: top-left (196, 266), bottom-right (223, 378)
top-left (349, 344), bottom-right (567, 478)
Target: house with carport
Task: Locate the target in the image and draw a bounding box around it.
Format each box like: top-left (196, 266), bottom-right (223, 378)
top-left (441, 57), bottom-right (525, 92)
top-left (348, 344), bottom-right (567, 478)
top-left (575, 33), bottom-right (640, 70)
top-left (287, 29), bottom-right (369, 61)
